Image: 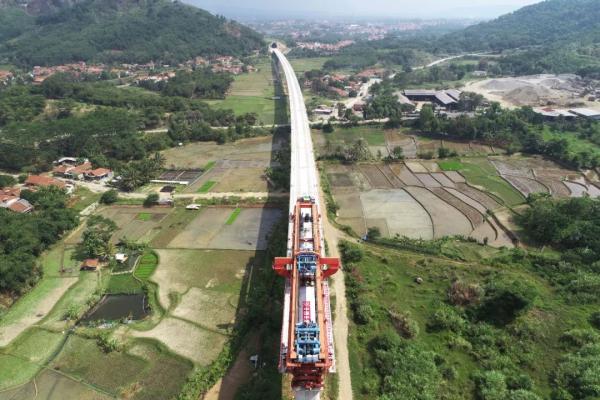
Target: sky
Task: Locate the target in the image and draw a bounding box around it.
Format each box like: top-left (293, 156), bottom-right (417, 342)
top-left (186, 0), bottom-right (543, 20)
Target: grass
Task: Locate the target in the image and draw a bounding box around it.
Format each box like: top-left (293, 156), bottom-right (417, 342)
top-left (106, 274), bottom-right (144, 294)
top-left (226, 208), bottom-right (242, 225)
top-left (344, 240), bottom-right (593, 400)
top-left (0, 354), bottom-right (40, 390)
top-left (438, 160), bottom-right (465, 171)
top-left (69, 186), bottom-right (102, 213)
top-left (321, 126), bottom-right (388, 146)
top-left (135, 252), bottom-right (159, 280)
top-left (458, 157), bottom-right (525, 206)
top-left (197, 180), bottom-right (217, 193)
top-left (137, 212), bottom-right (153, 221)
top-left (150, 207), bottom-right (196, 248)
top-left (207, 58), bottom-right (288, 125)
top-left (290, 57), bottom-right (331, 75)
top-left (541, 127), bottom-right (600, 156)
top-left (203, 161), bottom-right (216, 172)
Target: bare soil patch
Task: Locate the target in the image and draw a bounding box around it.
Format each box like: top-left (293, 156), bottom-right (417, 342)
top-left (431, 172), bottom-right (456, 188)
top-left (455, 183), bottom-right (502, 210)
top-left (444, 171), bottom-right (466, 183)
top-left (405, 161), bottom-right (429, 174)
top-left (430, 187), bottom-right (483, 229)
top-left (378, 165), bottom-right (405, 188)
top-left (503, 175), bottom-right (549, 197)
top-left (328, 173), bottom-right (354, 188)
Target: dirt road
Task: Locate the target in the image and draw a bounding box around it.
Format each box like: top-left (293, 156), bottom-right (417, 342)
top-left (320, 192), bottom-right (353, 400)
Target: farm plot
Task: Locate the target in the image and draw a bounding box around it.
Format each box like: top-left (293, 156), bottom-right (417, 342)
top-left (92, 207), bottom-right (168, 244)
top-left (440, 140), bottom-right (473, 156)
top-left (444, 170), bottom-right (466, 183)
top-left (334, 190), bottom-right (367, 235)
top-left (415, 173), bottom-right (442, 188)
top-left (171, 288), bottom-right (238, 334)
top-left (167, 207), bottom-right (282, 250)
top-left (389, 164), bottom-right (423, 186)
top-left (491, 159), bottom-right (534, 178)
top-left (358, 164), bottom-right (393, 188)
top-left (405, 161), bottom-right (429, 173)
top-left (161, 135), bottom-right (282, 170)
top-left (327, 173), bottom-right (354, 188)
top-left (378, 165), bottom-right (405, 188)
top-left (0, 369), bottom-right (113, 400)
top-left (431, 172), bottom-right (456, 188)
top-left (404, 186), bottom-right (472, 238)
top-left (503, 175), bottom-right (549, 197)
top-left (415, 137), bottom-right (441, 155)
top-left (360, 190), bottom-right (433, 239)
top-left (151, 249), bottom-right (259, 310)
top-left (132, 317), bottom-right (227, 365)
top-left (430, 188), bottom-right (483, 229)
top-left (458, 158), bottom-right (525, 206)
top-left (455, 183), bottom-right (502, 210)
top-left (564, 181), bottom-right (589, 197)
top-left (537, 177), bottom-right (571, 198)
top-left (385, 132), bottom-right (417, 158)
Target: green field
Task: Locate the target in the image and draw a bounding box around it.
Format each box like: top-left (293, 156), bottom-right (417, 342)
top-left (541, 128), bottom-right (600, 156)
top-left (203, 160), bottom-right (216, 172)
top-left (106, 274), bottom-right (144, 294)
top-left (290, 57), bottom-right (330, 75)
top-left (438, 160), bottom-right (465, 171)
top-left (458, 158), bottom-right (525, 206)
top-left (137, 212), bottom-right (152, 221)
top-left (197, 180), bottom-right (217, 193)
top-left (321, 126), bottom-right (387, 146)
top-left (70, 187), bottom-right (102, 213)
top-left (342, 240), bottom-right (595, 400)
top-left (134, 252), bottom-right (158, 280)
top-left (207, 58), bottom-right (287, 125)
top-left (226, 207), bottom-right (242, 225)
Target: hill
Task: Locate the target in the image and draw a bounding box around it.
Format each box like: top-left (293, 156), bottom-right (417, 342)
top-left (438, 0), bottom-right (600, 77)
top-left (440, 0), bottom-right (600, 52)
top-left (0, 0), bottom-right (264, 67)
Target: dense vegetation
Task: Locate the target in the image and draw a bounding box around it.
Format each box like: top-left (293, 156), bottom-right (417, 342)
top-left (0, 187), bottom-right (78, 296)
top-left (440, 0), bottom-right (600, 78)
top-left (412, 102), bottom-right (600, 169)
top-left (0, 76), bottom-right (265, 173)
top-left (0, 0), bottom-right (264, 67)
top-left (138, 68), bottom-right (234, 99)
top-left (340, 233), bottom-right (600, 400)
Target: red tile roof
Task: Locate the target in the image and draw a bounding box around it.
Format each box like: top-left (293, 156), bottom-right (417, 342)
top-left (25, 175), bottom-right (66, 189)
top-left (85, 168), bottom-right (112, 177)
top-left (8, 200), bottom-right (33, 213)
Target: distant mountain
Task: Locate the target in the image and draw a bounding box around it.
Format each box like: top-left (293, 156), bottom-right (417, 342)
top-left (0, 0), bottom-right (264, 67)
top-left (440, 0), bottom-right (600, 52)
top-left (436, 0), bottom-right (600, 78)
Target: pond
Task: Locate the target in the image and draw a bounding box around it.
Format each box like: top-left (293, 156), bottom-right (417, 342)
top-left (83, 294), bottom-right (149, 322)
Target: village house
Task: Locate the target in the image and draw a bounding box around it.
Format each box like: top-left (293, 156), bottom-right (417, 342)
top-left (84, 168), bottom-right (114, 181)
top-left (80, 259), bottom-right (100, 271)
top-left (25, 175), bottom-right (67, 190)
top-left (53, 161), bottom-right (92, 180)
top-left (0, 195), bottom-right (34, 213)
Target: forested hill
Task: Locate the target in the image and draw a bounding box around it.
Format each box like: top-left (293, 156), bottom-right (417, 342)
top-left (0, 0), bottom-right (265, 67)
top-left (439, 0), bottom-right (600, 52)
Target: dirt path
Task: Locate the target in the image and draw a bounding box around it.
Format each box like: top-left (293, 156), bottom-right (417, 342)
top-left (203, 335), bottom-right (259, 400)
top-left (320, 193), bottom-right (353, 400)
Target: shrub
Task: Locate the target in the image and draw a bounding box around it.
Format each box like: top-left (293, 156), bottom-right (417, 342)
top-left (339, 240), bottom-right (363, 263)
top-left (100, 189), bottom-right (119, 204)
top-left (354, 302), bottom-right (374, 325)
top-left (473, 279), bottom-right (538, 326)
top-left (553, 343), bottom-right (600, 399)
top-left (507, 390), bottom-right (542, 400)
top-left (448, 280), bottom-right (483, 306)
top-left (0, 174), bottom-right (16, 188)
top-left (427, 304), bottom-right (467, 333)
top-left (590, 312), bottom-right (600, 330)
top-left (390, 310), bottom-right (420, 339)
top-left (474, 370), bottom-right (508, 400)
top-left (560, 329), bottom-right (600, 348)
top-left (367, 226), bottom-right (381, 240)
top-left (143, 193), bottom-right (159, 207)
top-left (97, 333), bottom-right (119, 353)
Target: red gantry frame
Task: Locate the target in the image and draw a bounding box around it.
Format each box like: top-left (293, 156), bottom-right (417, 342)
top-left (273, 197), bottom-right (340, 391)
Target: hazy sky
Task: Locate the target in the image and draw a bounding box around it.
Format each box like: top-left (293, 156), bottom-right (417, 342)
top-left (186, 0), bottom-right (543, 19)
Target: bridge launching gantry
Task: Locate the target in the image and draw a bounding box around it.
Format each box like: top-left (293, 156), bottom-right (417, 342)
top-left (271, 46), bottom-right (340, 399)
